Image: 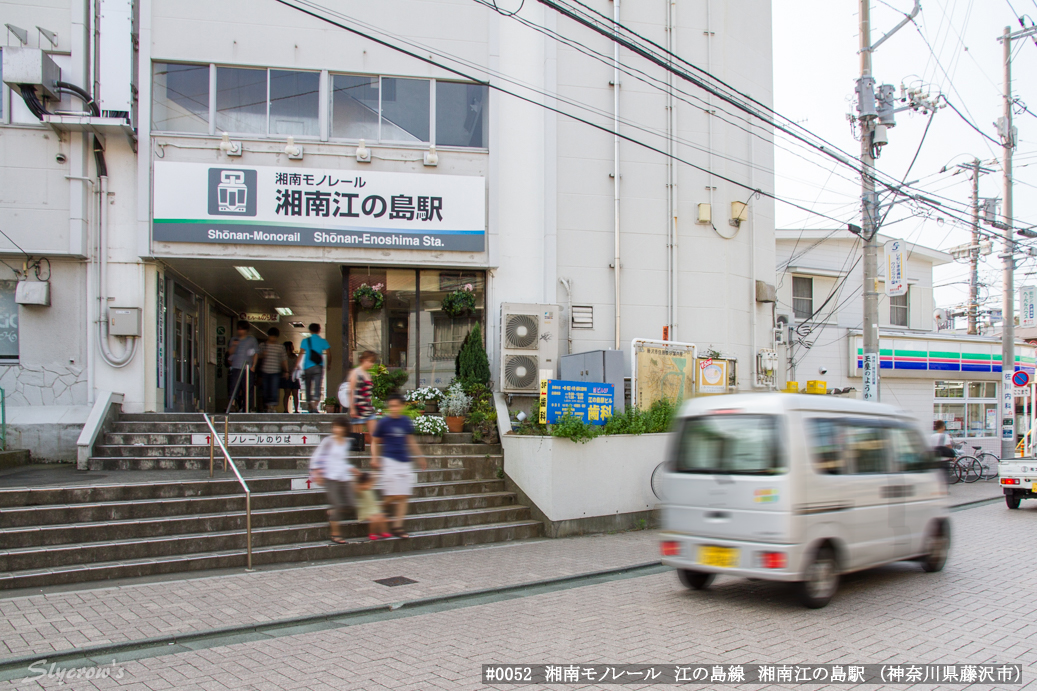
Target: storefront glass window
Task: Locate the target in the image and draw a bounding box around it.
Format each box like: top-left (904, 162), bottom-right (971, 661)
top-left (418, 270), bottom-right (485, 388)
top-left (269, 70), bottom-right (319, 136)
top-left (215, 66), bottom-right (267, 134)
top-left (153, 62), bottom-right (209, 133)
top-left (934, 380), bottom-right (997, 438)
top-left (332, 75), bottom-right (380, 140)
top-left (0, 281), bottom-right (18, 362)
top-left (380, 77), bottom-right (430, 143)
top-left (934, 380), bottom-right (965, 398)
top-left (435, 81), bottom-right (487, 148)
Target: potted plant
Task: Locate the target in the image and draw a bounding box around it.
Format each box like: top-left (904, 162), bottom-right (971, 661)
top-left (323, 396), bottom-right (340, 414)
top-left (456, 323), bottom-right (491, 385)
top-left (371, 364), bottom-right (409, 400)
top-left (468, 397), bottom-right (499, 444)
top-left (406, 386), bottom-right (444, 414)
top-left (352, 282), bottom-right (385, 310)
top-left (441, 283), bottom-right (477, 318)
top-left (440, 381), bottom-right (472, 433)
top-left (413, 415), bottom-right (448, 444)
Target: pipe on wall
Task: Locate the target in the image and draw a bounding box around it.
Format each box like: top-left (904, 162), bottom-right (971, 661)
top-left (612, 0), bottom-right (621, 351)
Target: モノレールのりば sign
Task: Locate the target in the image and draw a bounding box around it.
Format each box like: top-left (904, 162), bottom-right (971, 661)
top-left (151, 162), bottom-right (486, 252)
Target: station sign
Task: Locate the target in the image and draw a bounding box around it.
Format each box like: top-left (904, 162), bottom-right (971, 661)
top-left (153, 162), bottom-right (486, 252)
top-left (190, 433), bottom-right (321, 446)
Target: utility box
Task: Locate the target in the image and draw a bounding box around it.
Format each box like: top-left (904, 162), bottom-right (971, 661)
top-left (15, 281), bottom-right (50, 306)
top-left (559, 349), bottom-right (626, 413)
top-left (2, 48), bottom-right (61, 100)
top-left (109, 307), bottom-right (141, 336)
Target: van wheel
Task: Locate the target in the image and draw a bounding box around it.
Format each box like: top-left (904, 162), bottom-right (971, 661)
top-left (677, 569), bottom-right (715, 590)
top-left (921, 525), bottom-right (949, 573)
top-left (797, 545), bottom-right (839, 609)
top-left (1006, 494), bottom-right (1021, 510)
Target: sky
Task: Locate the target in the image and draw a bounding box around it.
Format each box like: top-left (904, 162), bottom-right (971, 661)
top-left (772, 0), bottom-right (1037, 322)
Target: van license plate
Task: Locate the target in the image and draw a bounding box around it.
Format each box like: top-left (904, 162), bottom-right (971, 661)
top-left (697, 545), bottom-right (739, 568)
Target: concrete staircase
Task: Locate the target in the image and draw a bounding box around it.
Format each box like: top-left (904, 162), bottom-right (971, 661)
top-left (0, 414), bottom-right (540, 590)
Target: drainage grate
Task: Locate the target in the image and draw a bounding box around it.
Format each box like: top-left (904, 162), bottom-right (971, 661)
top-left (374, 576), bottom-right (418, 587)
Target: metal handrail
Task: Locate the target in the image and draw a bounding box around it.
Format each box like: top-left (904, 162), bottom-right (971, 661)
top-left (203, 413), bottom-right (253, 570)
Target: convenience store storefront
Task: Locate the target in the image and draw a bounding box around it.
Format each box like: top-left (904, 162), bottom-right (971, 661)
top-left (850, 333), bottom-right (1037, 453)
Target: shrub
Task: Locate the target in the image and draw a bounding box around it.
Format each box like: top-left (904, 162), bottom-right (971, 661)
top-left (551, 410), bottom-right (599, 444)
top-left (371, 364), bottom-right (409, 400)
top-left (457, 323), bottom-right (491, 385)
top-left (440, 381), bottom-right (473, 417)
top-left (413, 415), bottom-right (448, 437)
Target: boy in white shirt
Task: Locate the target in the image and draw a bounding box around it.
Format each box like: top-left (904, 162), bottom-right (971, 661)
top-left (308, 416), bottom-right (359, 544)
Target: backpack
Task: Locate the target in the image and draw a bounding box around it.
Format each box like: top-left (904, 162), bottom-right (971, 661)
top-left (305, 337), bottom-right (323, 367)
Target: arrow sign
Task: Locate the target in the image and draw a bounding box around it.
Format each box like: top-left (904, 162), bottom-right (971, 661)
top-left (190, 433), bottom-right (321, 446)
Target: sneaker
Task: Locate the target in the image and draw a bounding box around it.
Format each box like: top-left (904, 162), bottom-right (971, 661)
top-left (369, 534), bottom-right (379, 541)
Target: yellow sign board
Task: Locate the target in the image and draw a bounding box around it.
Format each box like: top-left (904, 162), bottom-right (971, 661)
top-left (632, 340), bottom-right (695, 409)
top-left (696, 358), bottom-right (729, 395)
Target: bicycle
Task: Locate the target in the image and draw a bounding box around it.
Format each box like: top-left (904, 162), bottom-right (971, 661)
top-left (968, 446), bottom-right (1001, 481)
top-left (949, 442), bottom-right (983, 484)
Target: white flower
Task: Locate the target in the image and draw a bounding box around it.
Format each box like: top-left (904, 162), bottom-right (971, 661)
top-left (413, 415), bottom-right (448, 436)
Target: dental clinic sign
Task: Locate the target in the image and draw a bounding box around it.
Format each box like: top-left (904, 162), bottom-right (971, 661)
top-left (152, 162), bottom-right (486, 252)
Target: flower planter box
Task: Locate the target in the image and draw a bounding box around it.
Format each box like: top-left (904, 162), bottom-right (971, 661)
top-left (445, 416), bottom-right (465, 433)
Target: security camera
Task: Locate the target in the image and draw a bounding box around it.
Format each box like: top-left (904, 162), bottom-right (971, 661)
top-left (818, 366), bottom-right (828, 375)
top-left (55, 152), bottom-right (67, 164)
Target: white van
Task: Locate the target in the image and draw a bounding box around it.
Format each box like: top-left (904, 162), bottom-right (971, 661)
top-left (658, 393), bottom-right (950, 608)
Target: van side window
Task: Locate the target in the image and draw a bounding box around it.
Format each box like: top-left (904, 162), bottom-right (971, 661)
top-left (808, 419), bottom-right (844, 474)
top-left (843, 423), bottom-right (889, 474)
top-left (890, 427), bottom-right (931, 472)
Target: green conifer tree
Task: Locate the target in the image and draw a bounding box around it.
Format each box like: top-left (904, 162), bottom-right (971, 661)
top-left (458, 323), bottom-right (491, 385)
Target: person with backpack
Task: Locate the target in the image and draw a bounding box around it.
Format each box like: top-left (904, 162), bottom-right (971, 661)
top-left (297, 323), bottom-right (330, 413)
top-left (258, 327), bottom-right (288, 413)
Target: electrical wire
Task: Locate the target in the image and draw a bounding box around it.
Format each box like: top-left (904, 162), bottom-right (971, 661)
top-left (941, 96), bottom-right (1002, 146)
top-left (274, 0), bottom-right (861, 228)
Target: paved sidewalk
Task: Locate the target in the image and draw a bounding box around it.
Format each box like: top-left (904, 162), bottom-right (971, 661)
top-left (0, 530), bottom-right (657, 659)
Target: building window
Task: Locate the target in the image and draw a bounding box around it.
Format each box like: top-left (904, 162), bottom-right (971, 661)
top-left (269, 70), bottom-right (320, 136)
top-left (380, 77), bottom-right (430, 143)
top-left (890, 290), bottom-right (908, 326)
top-left (152, 62), bottom-right (209, 133)
top-left (215, 66), bottom-right (267, 134)
top-left (934, 380), bottom-right (997, 438)
top-left (0, 281), bottom-right (18, 363)
top-left (792, 276), bottom-right (813, 320)
top-left (331, 74), bottom-right (379, 140)
top-left (436, 81), bottom-right (487, 148)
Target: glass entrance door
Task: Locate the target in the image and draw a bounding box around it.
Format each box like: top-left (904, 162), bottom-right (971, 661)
top-left (170, 287), bottom-right (200, 411)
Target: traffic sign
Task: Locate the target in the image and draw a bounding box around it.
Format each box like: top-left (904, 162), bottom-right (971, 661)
top-left (1012, 370), bottom-right (1030, 388)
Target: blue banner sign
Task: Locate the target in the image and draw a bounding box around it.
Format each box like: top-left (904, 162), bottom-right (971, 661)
top-left (541, 380), bottom-right (615, 425)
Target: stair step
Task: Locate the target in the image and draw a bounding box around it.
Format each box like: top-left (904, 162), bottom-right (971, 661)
top-left (0, 505), bottom-right (532, 570)
top-left (0, 520), bottom-right (544, 590)
top-left (94, 442), bottom-right (501, 457)
top-left (87, 455), bottom-right (503, 474)
top-left (0, 476), bottom-right (502, 507)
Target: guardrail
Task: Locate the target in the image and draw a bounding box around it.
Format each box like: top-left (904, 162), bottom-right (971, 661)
top-left (0, 387), bottom-right (5, 451)
top-left (203, 413), bottom-right (253, 570)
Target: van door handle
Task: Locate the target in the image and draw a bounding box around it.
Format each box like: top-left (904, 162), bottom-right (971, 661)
top-left (705, 511), bottom-right (730, 520)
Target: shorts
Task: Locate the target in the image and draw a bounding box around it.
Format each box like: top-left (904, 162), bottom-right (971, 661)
top-left (380, 457), bottom-right (416, 496)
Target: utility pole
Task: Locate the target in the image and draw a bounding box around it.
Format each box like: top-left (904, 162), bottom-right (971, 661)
top-left (855, 0), bottom-right (920, 402)
top-left (859, 0), bottom-right (881, 402)
top-left (969, 158), bottom-right (980, 335)
top-left (1000, 25), bottom-right (1017, 459)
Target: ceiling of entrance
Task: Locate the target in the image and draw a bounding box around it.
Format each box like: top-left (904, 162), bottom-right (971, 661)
top-left (162, 258), bottom-right (343, 342)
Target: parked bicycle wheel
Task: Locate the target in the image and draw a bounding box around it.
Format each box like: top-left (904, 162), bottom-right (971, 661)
top-left (946, 460), bottom-right (961, 485)
top-left (975, 452), bottom-right (1000, 481)
top-left (957, 455), bottom-right (983, 483)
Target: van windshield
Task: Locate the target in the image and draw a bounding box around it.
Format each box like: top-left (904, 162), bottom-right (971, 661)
top-left (674, 415), bottom-right (784, 475)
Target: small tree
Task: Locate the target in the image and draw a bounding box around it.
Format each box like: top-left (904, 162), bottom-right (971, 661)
top-left (454, 330), bottom-right (471, 378)
top-left (458, 323), bottom-right (491, 385)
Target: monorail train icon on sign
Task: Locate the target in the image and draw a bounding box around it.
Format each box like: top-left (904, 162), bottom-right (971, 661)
top-left (207, 168), bottom-right (257, 216)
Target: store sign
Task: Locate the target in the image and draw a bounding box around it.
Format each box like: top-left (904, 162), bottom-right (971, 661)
top-left (696, 358), bottom-right (728, 395)
top-left (1003, 371), bottom-right (1015, 440)
top-left (862, 352), bottom-right (878, 401)
top-left (240, 312), bottom-right (279, 323)
top-left (152, 162), bottom-right (486, 252)
top-left (540, 380), bottom-right (614, 425)
top-left (885, 240), bottom-right (906, 297)
top-left (1021, 286), bottom-right (1037, 328)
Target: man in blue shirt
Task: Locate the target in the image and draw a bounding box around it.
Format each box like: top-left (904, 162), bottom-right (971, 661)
top-left (372, 394), bottom-right (427, 538)
top-left (297, 323), bottom-right (330, 413)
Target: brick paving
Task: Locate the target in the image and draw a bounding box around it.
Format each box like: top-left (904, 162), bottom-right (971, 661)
top-left (3, 501), bottom-right (1037, 689)
top-left (0, 531), bottom-right (656, 658)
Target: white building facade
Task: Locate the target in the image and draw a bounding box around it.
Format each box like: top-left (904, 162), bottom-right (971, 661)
top-left (776, 230), bottom-right (1036, 453)
top-left (0, 0), bottom-right (776, 458)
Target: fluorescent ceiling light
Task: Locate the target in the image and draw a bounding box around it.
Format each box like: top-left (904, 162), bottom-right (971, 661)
top-left (234, 266), bottom-right (263, 281)
top-left (275, 307), bottom-right (294, 316)
top-left (255, 288), bottom-right (280, 299)
top-left (289, 321), bottom-right (305, 328)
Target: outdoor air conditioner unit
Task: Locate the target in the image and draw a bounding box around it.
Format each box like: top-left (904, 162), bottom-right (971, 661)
top-left (499, 303), bottom-right (561, 393)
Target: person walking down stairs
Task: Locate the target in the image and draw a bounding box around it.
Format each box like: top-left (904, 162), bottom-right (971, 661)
top-left (371, 394), bottom-right (427, 539)
top-left (308, 416), bottom-right (359, 544)
top-left (259, 327), bottom-right (289, 413)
